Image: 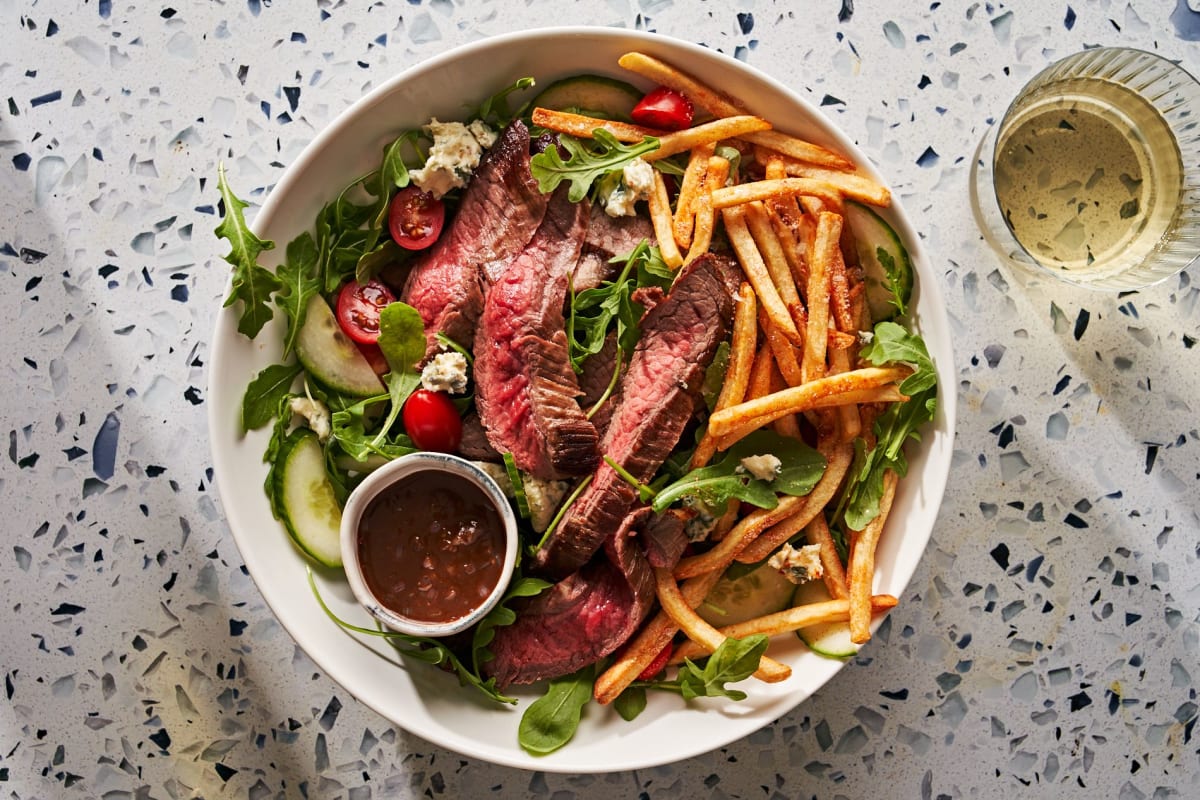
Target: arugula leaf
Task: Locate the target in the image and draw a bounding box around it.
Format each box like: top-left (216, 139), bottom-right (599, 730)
top-left (613, 686), bottom-right (647, 721)
top-left (274, 232), bottom-right (322, 357)
top-left (702, 341), bottom-right (731, 413)
top-left (842, 387), bottom-right (936, 531)
top-left (530, 130), bottom-right (660, 202)
top-left (676, 635), bottom-right (768, 701)
top-left (567, 240), bottom-right (667, 372)
top-left (328, 393), bottom-right (417, 463)
top-left (215, 163), bottom-right (281, 338)
top-left (860, 321), bottom-right (936, 395)
top-left (518, 665), bottom-right (596, 756)
top-left (362, 130), bottom-right (420, 256)
top-left (263, 393), bottom-right (296, 519)
top-left (471, 575), bottom-right (551, 673)
top-left (642, 635), bottom-right (768, 701)
top-left (650, 431), bottom-right (827, 513)
top-left (355, 239), bottom-right (405, 285)
top-left (241, 362), bottom-right (302, 433)
top-left (473, 76), bottom-right (536, 127)
top-left (369, 302), bottom-right (427, 448)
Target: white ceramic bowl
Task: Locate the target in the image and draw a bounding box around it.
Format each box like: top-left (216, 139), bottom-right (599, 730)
top-left (207, 26), bottom-right (957, 772)
top-left (339, 452), bottom-right (519, 638)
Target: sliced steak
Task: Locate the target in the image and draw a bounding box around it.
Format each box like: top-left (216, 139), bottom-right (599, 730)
top-left (473, 189), bottom-right (598, 480)
top-left (572, 202), bottom-right (656, 292)
top-left (640, 509), bottom-right (689, 569)
top-left (484, 519), bottom-right (654, 687)
top-left (401, 120), bottom-right (548, 360)
top-left (455, 411), bottom-right (500, 462)
top-left (532, 253), bottom-right (740, 579)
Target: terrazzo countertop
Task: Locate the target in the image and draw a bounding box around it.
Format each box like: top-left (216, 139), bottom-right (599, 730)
top-left (3, 1), bottom-right (1198, 797)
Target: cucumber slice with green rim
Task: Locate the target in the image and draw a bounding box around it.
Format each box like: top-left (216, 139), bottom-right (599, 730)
top-left (274, 428), bottom-right (344, 568)
top-left (843, 200), bottom-right (913, 323)
top-left (793, 579), bottom-right (859, 659)
top-left (294, 294), bottom-right (385, 398)
top-left (697, 562), bottom-right (796, 628)
top-left (531, 74), bottom-right (643, 120)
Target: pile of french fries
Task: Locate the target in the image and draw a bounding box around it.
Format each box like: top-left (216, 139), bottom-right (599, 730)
top-left (534, 52), bottom-right (916, 704)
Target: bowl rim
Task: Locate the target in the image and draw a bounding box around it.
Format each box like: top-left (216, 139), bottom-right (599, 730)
top-left (207, 24), bottom-right (958, 772)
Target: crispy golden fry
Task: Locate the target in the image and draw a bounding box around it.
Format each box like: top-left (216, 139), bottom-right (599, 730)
top-left (649, 169), bottom-right (684, 269)
top-left (682, 155), bottom-right (730, 267)
top-left (711, 178), bottom-right (841, 210)
top-left (827, 340), bottom-right (861, 443)
top-left (848, 470), bottom-right (900, 644)
top-left (531, 107), bottom-right (658, 142)
top-left (673, 142), bottom-right (717, 250)
top-left (734, 440), bottom-right (854, 563)
top-left (806, 514), bottom-right (848, 599)
top-left (746, 343), bottom-right (775, 401)
top-left (723, 204), bottom-right (802, 346)
top-left (690, 283), bottom-right (756, 470)
top-left (757, 303), bottom-right (804, 388)
top-left (784, 161), bottom-right (891, 207)
top-left (745, 201), bottom-right (803, 317)
top-left (594, 570), bottom-right (723, 704)
top-left (712, 385), bottom-right (904, 451)
top-left (767, 361), bottom-right (803, 439)
top-left (644, 116), bottom-right (772, 162)
top-left (670, 595), bottom-right (898, 663)
top-left (802, 212), bottom-right (840, 384)
top-left (654, 566), bottom-right (792, 683)
top-left (829, 243), bottom-right (856, 333)
top-left (707, 366), bottom-right (911, 439)
top-left (742, 129), bottom-right (854, 170)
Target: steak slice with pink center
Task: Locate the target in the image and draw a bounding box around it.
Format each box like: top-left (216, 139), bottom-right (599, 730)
top-left (400, 120), bottom-right (548, 361)
top-left (532, 253), bottom-right (739, 579)
top-left (473, 188), bottom-right (598, 480)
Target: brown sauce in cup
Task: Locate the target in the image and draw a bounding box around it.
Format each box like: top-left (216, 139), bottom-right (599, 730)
top-left (357, 470), bottom-right (506, 625)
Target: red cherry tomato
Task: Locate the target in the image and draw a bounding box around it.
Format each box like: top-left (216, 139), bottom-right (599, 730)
top-left (637, 642), bottom-right (673, 681)
top-left (403, 389), bottom-right (462, 453)
top-left (336, 279), bottom-right (396, 345)
top-left (388, 186), bottom-right (445, 250)
top-left (630, 86), bottom-right (694, 131)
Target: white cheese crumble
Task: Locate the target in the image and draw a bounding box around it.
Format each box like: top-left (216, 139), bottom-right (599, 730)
top-left (768, 543), bottom-right (825, 585)
top-left (524, 476), bottom-right (570, 533)
top-left (737, 453), bottom-right (782, 482)
top-left (289, 397), bottom-right (331, 443)
top-left (409, 119), bottom-right (495, 198)
top-left (682, 495), bottom-right (719, 542)
top-left (419, 351), bottom-right (470, 394)
top-left (602, 157), bottom-right (655, 218)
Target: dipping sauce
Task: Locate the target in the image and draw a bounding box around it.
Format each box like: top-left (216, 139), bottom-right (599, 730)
top-left (356, 470), bottom-right (506, 625)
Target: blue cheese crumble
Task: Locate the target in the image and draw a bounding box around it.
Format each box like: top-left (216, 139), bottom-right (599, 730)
top-left (737, 453), bottom-right (782, 482)
top-left (419, 351), bottom-right (469, 394)
top-left (410, 119), bottom-right (496, 198)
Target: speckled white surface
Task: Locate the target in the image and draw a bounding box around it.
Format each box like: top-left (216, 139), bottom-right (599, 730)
top-left (2, 1), bottom-right (1198, 797)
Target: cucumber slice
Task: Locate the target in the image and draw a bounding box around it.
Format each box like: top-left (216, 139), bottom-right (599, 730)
top-left (294, 294), bottom-right (385, 398)
top-left (274, 428), bottom-right (344, 568)
top-left (531, 74), bottom-right (643, 120)
top-left (793, 579), bottom-right (859, 659)
top-left (843, 200), bottom-right (913, 323)
top-left (697, 562), bottom-right (796, 628)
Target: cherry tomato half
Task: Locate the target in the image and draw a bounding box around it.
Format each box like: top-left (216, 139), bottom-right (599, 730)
top-left (336, 278), bottom-right (396, 345)
top-left (388, 186), bottom-right (445, 250)
top-left (403, 389), bottom-right (462, 453)
top-left (637, 641), bottom-right (674, 681)
top-left (630, 86), bottom-right (694, 131)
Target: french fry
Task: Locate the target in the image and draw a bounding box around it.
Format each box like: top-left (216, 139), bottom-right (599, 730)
top-left (673, 495), bottom-right (808, 580)
top-left (531, 107), bottom-right (658, 142)
top-left (722, 204), bottom-right (802, 346)
top-left (784, 161), bottom-right (892, 207)
top-left (643, 116), bottom-right (772, 162)
top-left (827, 339), bottom-right (861, 443)
top-left (829, 242), bottom-right (856, 333)
top-left (707, 366), bottom-right (911, 439)
top-left (746, 342), bottom-right (775, 401)
top-left (594, 570), bottom-right (724, 704)
top-left (802, 212), bottom-right (839, 384)
top-left (734, 440), bottom-right (854, 564)
top-left (673, 142), bottom-right (716, 250)
top-left (712, 385), bottom-right (905, 452)
top-left (767, 360), bottom-right (803, 440)
top-left (669, 595), bottom-right (899, 663)
top-left (742, 129), bottom-right (854, 171)
top-left (745, 201), bottom-right (803, 319)
top-left (806, 514), bottom-right (848, 599)
top-left (690, 283), bottom-right (757, 470)
top-left (757, 304), bottom-right (804, 388)
top-left (654, 566), bottom-right (791, 683)
top-left (848, 470), bottom-right (900, 644)
top-left (649, 169), bottom-right (684, 269)
top-left (711, 178), bottom-right (842, 210)
top-left (682, 155), bottom-right (730, 266)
